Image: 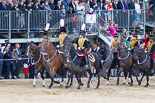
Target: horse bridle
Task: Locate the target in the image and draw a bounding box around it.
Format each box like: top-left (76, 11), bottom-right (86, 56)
top-left (118, 51), bottom-right (130, 60)
top-left (27, 44), bottom-right (42, 65)
top-left (137, 54), bottom-right (147, 65)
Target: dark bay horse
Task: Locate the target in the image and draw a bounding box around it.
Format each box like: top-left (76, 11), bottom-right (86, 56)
top-left (63, 37), bottom-right (102, 89)
top-left (98, 44), bottom-right (114, 84)
top-left (117, 42), bottom-right (133, 86)
top-left (133, 47), bottom-right (150, 87)
top-left (27, 42), bottom-right (46, 87)
top-left (98, 43), bottom-right (132, 85)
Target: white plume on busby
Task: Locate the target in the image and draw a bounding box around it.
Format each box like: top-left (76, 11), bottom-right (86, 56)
top-left (79, 23), bottom-right (86, 37)
top-left (45, 23), bottom-right (50, 31)
top-left (81, 23), bottom-right (86, 31)
top-left (60, 19), bottom-right (64, 27)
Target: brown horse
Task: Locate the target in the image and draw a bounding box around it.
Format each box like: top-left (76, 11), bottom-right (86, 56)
top-left (40, 37), bottom-right (74, 89)
top-left (27, 42), bottom-right (46, 87)
top-left (117, 42), bottom-right (133, 86)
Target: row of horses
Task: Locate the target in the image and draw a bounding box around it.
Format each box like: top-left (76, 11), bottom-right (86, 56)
top-left (27, 37), bottom-right (153, 89)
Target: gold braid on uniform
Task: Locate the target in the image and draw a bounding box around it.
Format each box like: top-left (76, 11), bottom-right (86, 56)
top-left (131, 39), bottom-right (138, 50)
top-left (59, 33), bottom-right (68, 47)
top-left (78, 38), bottom-right (86, 50)
top-left (147, 41), bottom-right (154, 54)
top-left (112, 39), bottom-right (120, 48)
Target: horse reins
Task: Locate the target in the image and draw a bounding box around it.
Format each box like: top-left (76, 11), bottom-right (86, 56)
top-left (118, 51), bottom-right (130, 60)
top-left (137, 54), bottom-right (147, 65)
top-left (31, 51), bottom-right (41, 65)
top-left (43, 49), bottom-right (58, 62)
top-left (104, 49), bottom-right (111, 62)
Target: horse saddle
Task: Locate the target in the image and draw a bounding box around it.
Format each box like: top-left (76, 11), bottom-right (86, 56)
top-left (57, 48), bottom-right (64, 54)
top-left (76, 51), bottom-right (95, 63)
top-left (41, 50), bottom-right (48, 55)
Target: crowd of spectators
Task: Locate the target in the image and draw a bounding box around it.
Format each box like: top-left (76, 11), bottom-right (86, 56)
top-left (0, 40), bottom-right (36, 80)
top-left (0, 0), bottom-right (146, 13)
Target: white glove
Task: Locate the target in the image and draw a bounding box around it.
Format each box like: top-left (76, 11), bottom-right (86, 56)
top-left (57, 45), bottom-right (60, 48)
top-left (78, 47), bottom-right (81, 50)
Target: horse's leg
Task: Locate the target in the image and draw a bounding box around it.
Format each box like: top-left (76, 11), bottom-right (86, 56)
top-left (96, 73), bottom-right (100, 89)
top-left (66, 70), bottom-right (75, 88)
top-left (123, 70), bottom-right (128, 84)
top-left (69, 75), bottom-right (73, 87)
top-left (78, 71), bottom-right (84, 86)
top-left (106, 68), bottom-right (111, 84)
top-left (138, 73), bottom-right (145, 85)
top-left (41, 69), bottom-right (45, 87)
top-left (33, 71), bottom-right (40, 87)
top-left (145, 73), bottom-right (149, 87)
top-left (60, 68), bottom-right (65, 86)
top-left (87, 69), bottom-right (93, 88)
top-left (129, 69), bottom-right (133, 86)
top-left (48, 75), bottom-right (54, 89)
top-left (76, 71), bottom-right (82, 90)
top-left (116, 67), bottom-right (120, 85)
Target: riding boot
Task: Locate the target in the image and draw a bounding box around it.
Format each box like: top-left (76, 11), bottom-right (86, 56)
top-left (85, 56), bottom-right (89, 68)
top-left (150, 54), bottom-right (154, 75)
top-left (150, 60), bottom-right (154, 75)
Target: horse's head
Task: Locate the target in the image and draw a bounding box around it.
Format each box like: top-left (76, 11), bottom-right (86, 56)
top-left (133, 47), bottom-right (145, 61)
top-left (40, 37), bottom-right (50, 51)
top-left (117, 42), bottom-right (126, 53)
top-left (98, 44), bottom-right (106, 59)
top-left (62, 37), bottom-right (73, 58)
top-left (27, 42), bottom-right (37, 56)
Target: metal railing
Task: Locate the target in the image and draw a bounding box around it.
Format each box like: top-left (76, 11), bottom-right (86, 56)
top-left (0, 9), bottom-right (147, 39)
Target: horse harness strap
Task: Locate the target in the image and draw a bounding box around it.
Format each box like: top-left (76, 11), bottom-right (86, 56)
top-left (31, 51), bottom-right (41, 65)
top-left (104, 50), bottom-right (111, 62)
top-left (118, 51), bottom-right (130, 60)
top-left (137, 55), bottom-right (147, 65)
top-left (43, 50), bottom-right (58, 62)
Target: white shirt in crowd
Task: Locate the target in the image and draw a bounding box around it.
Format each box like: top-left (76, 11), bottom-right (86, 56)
top-left (76, 5), bottom-right (85, 14)
top-left (135, 3), bottom-right (141, 14)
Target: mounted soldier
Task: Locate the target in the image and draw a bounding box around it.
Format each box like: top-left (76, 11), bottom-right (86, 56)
top-left (77, 29), bottom-right (89, 67)
top-left (147, 35), bottom-right (155, 73)
top-left (58, 19), bottom-right (68, 48)
top-left (59, 27), bottom-right (68, 48)
top-left (131, 33), bottom-right (139, 53)
top-left (112, 34), bottom-right (120, 67)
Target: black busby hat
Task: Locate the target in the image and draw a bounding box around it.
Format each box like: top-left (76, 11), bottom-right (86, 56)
top-left (114, 34), bottom-right (118, 37)
top-left (60, 27), bottom-right (66, 33)
top-left (79, 30), bottom-right (85, 37)
top-left (149, 35), bottom-right (154, 39)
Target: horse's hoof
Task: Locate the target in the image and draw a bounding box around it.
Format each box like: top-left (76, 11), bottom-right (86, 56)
top-left (33, 85), bottom-right (35, 87)
top-left (87, 84), bottom-right (90, 88)
top-left (80, 83), bottom-right (84, 86)
top-left (144, 85), bottom-right (148, 88)
top-left (105, 81), bottom-right (109, 85)
top-left (69, 83), bottom-right (72, 87)
top-left (60, 84), bottom-right (63, 87)
top-left (43, 85), bottom-right (45, 87)
top-left (138, 81), bottom-right (141, 85)
top-left (77, 87), bottom-right (80, 90)
top-left (95, 87), bottom-right (99, 89)
top-left (47, 86), bottom-right (51, 89)
top-left (122, 83), bottom-right (125, 85)
top-left (65, 85), bottom-right (69, 89)
top-left (130, 84), bottom-right (133, 86)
